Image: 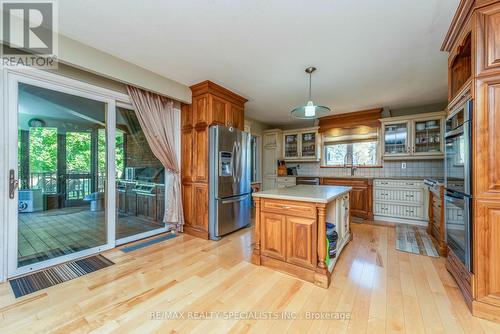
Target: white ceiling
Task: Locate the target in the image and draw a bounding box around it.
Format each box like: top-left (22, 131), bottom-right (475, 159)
top-left (58, 0), bottom-right (458, 127)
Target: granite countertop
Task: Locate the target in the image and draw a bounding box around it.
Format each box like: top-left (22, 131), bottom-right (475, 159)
top-left (252, 185), bottom-right (352, 203)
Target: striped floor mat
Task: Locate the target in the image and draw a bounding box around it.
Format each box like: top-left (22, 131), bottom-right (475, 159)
top-left (395, 224), bottom-right (439, 257)
top-left (9, 255), bottom-right (114, 298)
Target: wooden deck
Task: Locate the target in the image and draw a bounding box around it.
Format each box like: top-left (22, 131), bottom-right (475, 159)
top-left (1, 221), bottom-right (499, 333)
top-left (18, 207), bottom-right (164, 266)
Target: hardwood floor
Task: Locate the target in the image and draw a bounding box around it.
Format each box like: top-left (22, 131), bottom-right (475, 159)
top-left (18, 206), bottom-right (164, 266)
top-left (0, 222), bottom-right (499, 333)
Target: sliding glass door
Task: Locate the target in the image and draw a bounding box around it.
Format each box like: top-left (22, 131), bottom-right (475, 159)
top-left (115, 106), bottom-right (167, 243)
top-left (7, 76), bottom-right (116, 276)
top-left (6, 72), bottom-right (168, 277)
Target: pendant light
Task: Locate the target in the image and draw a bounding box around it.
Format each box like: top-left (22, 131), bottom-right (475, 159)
top-left (291, 66), bottom-right (331, 119)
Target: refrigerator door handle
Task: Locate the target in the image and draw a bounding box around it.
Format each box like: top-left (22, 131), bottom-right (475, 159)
top-left (221, 194), bottom-right (249, 204)
top-left (236, 142), bottom-right (241, 183)
top-left (231, 141), bottom-right (237, 183)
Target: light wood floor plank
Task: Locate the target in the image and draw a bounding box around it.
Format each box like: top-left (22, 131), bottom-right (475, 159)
top-left (0, 223), bottom-right (499, 334)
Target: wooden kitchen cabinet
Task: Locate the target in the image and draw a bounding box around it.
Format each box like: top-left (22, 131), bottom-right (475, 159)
top-left (228, 104), bottom-right (244, 130)
top-left (286, 216), bottom-right (317, 269)
top-left (193, 94), bottom-right (209, 126)
top-left (193, 183), bottom-right (208, 231)
top-left (210, 95), bottom-right (228, 126)
top-left (260, 212), bottom-right (287, 261)
top-left (181, 81), bottom-right (247, 239)
top-left (181, 129), bottom-right (193, 182)
top-left (427, 182), bottom-right (446, 256)
top-left (381, 112), bottom-right (446, 160)
top-left (321, 178), bottom-right (373, 220)
top-left (193, 127), bottom-right (208, 183)
top-left (182, 183), bottom-right (193, 225)
top-left (442, 0), bottom-right (500, 321)
top-left (252, 191), bottom-right (352, 288)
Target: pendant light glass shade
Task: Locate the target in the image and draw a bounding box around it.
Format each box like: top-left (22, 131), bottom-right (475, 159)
top-left (291, 67), bottom-right (331, 119)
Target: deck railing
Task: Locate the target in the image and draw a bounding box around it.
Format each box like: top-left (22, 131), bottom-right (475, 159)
top-left (28, 172), bottom-right (106, 200)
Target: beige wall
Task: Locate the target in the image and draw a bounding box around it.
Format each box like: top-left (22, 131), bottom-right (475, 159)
top-left (244, 116), bottom-right (270, 135)
top-left (58, 35), bottom-right (191, 103)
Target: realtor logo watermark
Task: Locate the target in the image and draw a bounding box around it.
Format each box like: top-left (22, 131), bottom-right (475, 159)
top-left (1, 0), bottom-right (58, 68)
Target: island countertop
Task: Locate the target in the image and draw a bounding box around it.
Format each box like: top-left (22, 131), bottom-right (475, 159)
top-left (252, 185), bottom-right (352, 204)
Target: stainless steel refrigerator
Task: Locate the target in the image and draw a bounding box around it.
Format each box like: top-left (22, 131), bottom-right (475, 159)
top-left (209, 125), bottom-right (251, 240)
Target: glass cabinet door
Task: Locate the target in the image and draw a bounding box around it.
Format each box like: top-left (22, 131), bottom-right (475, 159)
top-left (301, 132), bottom-right (316, 158)
top-left (384, 122), bottom-right (409, 155)
top-left (284, 134), bottom-right (298, 158)
top-left (413, 118), bottom-right (442, 154)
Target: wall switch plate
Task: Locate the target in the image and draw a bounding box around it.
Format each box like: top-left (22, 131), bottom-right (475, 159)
top-left (401, 163), bottom-right (407, 169)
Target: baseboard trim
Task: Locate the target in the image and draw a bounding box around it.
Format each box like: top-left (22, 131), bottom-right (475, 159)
top-left (373, 215), bottom-right (428, 226)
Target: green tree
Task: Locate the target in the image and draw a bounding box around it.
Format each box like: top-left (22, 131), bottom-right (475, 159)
top-left (29, 127), bottom-right (57, 173)
top-left (66, 131), bottom-right (91, 173)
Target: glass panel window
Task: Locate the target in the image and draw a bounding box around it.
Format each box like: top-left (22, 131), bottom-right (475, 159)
top-left (324, 143), bottom-right (348, 166)
top-left (324, 140), bottom-right (379, 166)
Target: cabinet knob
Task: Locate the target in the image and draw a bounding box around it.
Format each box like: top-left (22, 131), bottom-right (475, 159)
top-left (281, 205), bottom-right (291, 209)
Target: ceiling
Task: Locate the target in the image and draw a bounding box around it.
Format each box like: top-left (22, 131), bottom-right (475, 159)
top-left (58, 0), bottom-right (458, 127)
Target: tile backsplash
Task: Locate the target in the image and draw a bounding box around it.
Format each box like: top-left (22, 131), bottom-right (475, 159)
top-left (289, 160), bottom-right (444, 179)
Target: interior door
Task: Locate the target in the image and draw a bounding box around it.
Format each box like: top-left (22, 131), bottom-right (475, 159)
top-left (6, 73), bottom-right (116, 277)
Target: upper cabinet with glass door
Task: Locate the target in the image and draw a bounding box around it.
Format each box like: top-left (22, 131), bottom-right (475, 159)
top-left (381, 112), bottom-right (446, 160)
top-left (382, 121), bottom-right (410, 157)
top-left (283, 127), bottom-right (320, 161)
top-left (284, 133), bottom-right (299, 159)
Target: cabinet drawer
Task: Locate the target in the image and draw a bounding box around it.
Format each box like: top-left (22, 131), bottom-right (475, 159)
top-left (375, 188), bottom-right (423, 203)
top-left (374, 179), bottom-right (424, 188)
top-left (261, 199), bottom-right (316, 218)
top-left (374, 202), bottom-right (424, 219)
top-left (276, 177), bottom-right (296, 184)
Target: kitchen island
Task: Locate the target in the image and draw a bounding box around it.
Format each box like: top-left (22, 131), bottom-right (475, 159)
top-left (251, 185), bottom-right (352, 288)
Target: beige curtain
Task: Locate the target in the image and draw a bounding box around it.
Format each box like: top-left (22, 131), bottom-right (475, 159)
top-left (126, 85), bottom-right (184, 232)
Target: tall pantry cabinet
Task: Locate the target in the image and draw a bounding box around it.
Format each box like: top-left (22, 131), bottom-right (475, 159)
top-left (442, 0), bottom-right (500, 322)
top-left (181, 81), bottom-right (247, 239)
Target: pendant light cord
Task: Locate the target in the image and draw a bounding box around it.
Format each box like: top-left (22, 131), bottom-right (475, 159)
top-left (308, 72), bottom-right (312, 101)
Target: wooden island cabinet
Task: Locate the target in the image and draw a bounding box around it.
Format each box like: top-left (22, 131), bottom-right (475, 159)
top-left (252, 185), bottom-right (352, 288)
top-left (442, 0), bottom-right (500, 321)
top-left (320, 177), bottom-right (373, 220)
top-left (181, 81), bottom-right (247, 239)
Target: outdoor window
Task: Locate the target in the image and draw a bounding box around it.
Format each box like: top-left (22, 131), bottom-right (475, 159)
top-left (322, 126), bottom-right (380, 166)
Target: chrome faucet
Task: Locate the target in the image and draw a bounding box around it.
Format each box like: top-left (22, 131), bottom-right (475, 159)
top-left (343, 153), bottom-right (357, 176)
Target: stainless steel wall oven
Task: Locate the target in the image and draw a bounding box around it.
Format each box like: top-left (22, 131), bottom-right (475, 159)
top-left (445, 99), bottom-right (472, 271)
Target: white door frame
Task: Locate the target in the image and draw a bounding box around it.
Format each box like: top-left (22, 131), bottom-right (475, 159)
top-left (0, 66), bottom-right (169, 279)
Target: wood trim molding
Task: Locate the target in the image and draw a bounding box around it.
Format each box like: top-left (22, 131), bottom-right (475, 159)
top-left (190, 80), bottom-right (248, 107)
top-left (441, 0), bottom-right (475, 52)
top-left (318, 108), bottom-right (383, 132)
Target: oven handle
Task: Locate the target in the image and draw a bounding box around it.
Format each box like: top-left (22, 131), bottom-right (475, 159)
top-left (445, 125), bottom-right (464, 139)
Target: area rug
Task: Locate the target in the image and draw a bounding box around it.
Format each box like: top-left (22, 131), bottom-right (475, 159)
top-left (120, 233), bottom-right (177, 253)
top-left (395, 224), bottom-right (439, 257)
top-left (9, 254), bottom-right (114, 298)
